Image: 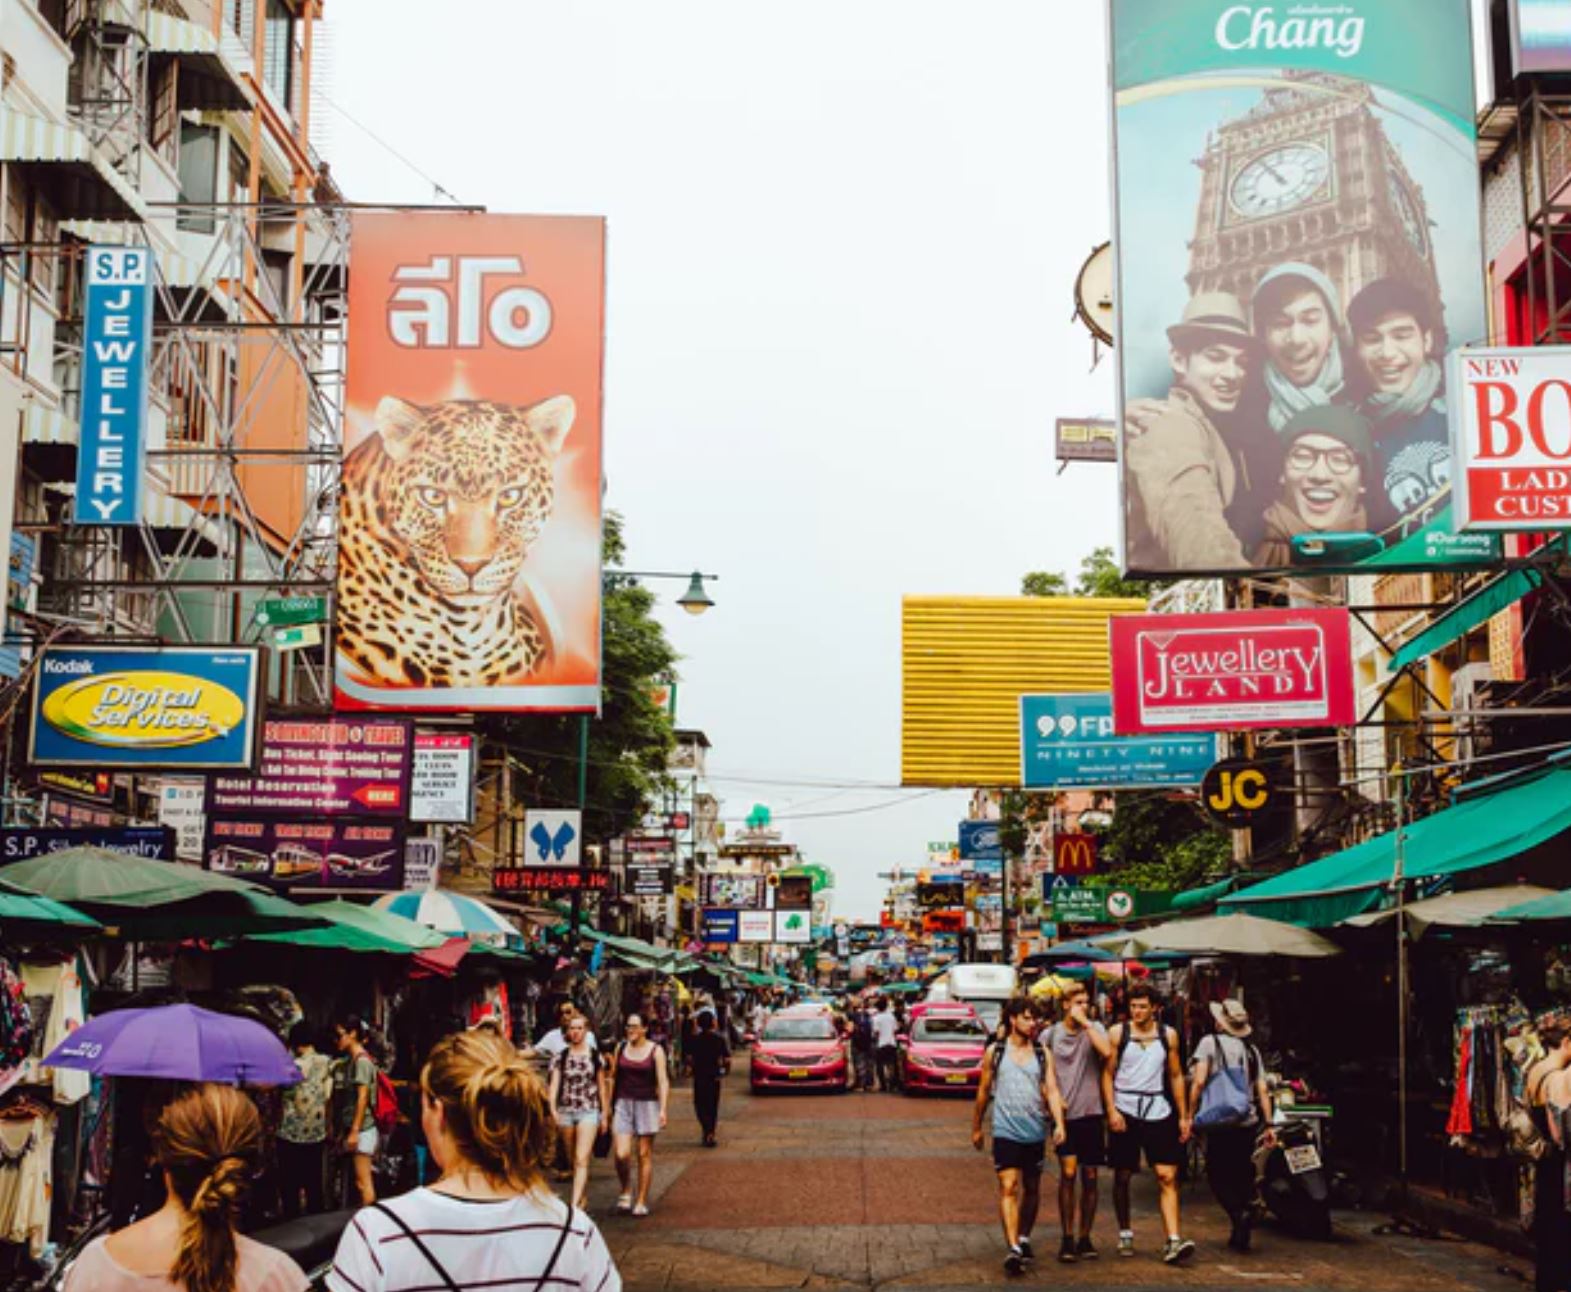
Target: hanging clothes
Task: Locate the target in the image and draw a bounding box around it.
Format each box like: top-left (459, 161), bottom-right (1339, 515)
top-left (19, 962), bottom-right (89, 1106)
top-left (0, 1111), bottom-right (54, 1256)
top-left (1448, 1025), bottom-right (1475, 1137)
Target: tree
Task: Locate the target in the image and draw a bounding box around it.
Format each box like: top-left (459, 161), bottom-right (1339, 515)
top-left (1021, 546), bottom-right (1153, 600)
top-left (1020, 570), bottom-right (1069, 598)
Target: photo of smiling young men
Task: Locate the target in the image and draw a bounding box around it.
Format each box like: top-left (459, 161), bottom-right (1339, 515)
top-left (1110, 0), bottom-right (1496, 575)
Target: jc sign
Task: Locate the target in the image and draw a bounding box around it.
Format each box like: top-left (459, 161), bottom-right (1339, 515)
top-left (1201, 759), bottom-right (1276, 829)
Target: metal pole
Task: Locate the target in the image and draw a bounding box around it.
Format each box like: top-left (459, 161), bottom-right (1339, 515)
top-left (1000, 837), bottom-right (1011, 966)
top-left (1394, 773), bottom-right (1409, 1189)
top-left (570, 713), bottom-right (590, 938)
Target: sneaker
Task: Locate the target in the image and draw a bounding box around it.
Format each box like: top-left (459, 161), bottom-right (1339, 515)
top-left (1057, 1236), bottom-right (1076, 1264)
top-left (631, 1203), bottom-right (650, 1218)
top-left (1076, 1236), bottom-right (1099, 1260)
top-left (1017, 1237), bottom-right (1034, 1264)
top-left (1162, 1237), bottom-right (1196, 1265)
top-left (1003, 1247), bottom-right (1026, 1277)
top-left (614, 1195), bottom-right (633, 1214)
top-left (1117, 1232), bottom-right (1135, 1258)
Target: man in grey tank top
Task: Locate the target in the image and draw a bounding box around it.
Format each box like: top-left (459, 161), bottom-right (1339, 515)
top-left (1046, 982), bottom-right (1111, 1263)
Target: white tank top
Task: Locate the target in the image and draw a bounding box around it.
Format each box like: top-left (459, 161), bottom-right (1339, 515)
top-left (1113, 1029), bottom-right (1172, 1121)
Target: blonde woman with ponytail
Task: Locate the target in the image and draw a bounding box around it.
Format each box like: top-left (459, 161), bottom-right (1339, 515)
top-left (327, 1029), bottom-right (621, 1292)
top-left (65, 1084), bottom-right (307, 1292)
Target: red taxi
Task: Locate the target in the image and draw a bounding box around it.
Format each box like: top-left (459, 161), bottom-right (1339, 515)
top-left (749, 1006), bottom-right (849, 1093)
top-left (900, 1003), bottom-right (989, 1094)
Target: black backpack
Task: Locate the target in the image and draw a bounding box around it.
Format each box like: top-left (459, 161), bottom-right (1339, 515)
top-left (987, 1037), bottom-right (1049, 1079)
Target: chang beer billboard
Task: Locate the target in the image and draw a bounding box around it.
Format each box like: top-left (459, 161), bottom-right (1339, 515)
top-left (1111, 0), bottom-right (1496, 576)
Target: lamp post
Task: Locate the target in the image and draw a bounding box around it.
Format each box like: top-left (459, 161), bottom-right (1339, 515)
top-left (570, 569), bottom-right (719, 943)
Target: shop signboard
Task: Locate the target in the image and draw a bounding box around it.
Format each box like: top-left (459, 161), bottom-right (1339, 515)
top-left (958, 820), bottom-right (1002, 862)
top-left (738, 910), bottom-right (773, 943)
top-left (522, 809), bottom-right (581, 867)
top-left (1021, 692), bottom-right (1217, 789)
top-left (209, 718), bottom-right (412, 816)
top-left (1052, 885), bottom-right (1174, 924)
top-left (774, 909), bottom-right (811, 944)
top-left (916, 878), bottom-right (964, 910)
top-left (39, 771), bottom-right (112, 802)
top-left (0, 827), bottom-right (171, 862)
top-left (1111, 0), bottom-right (1492, 576)
top-left (158, 779), bottom-right (205, 861)
top-left (0, 532), bottom-right (37, 680)
top-left (1449, 346), bottom-right (1571, 530)
top-left (1511, 0), bottom-right (1571, 74)
top-left (410, 732), bottom-right (476, 823)
top-left (626, 835), bottom-right (676, 858)
top-left (699, 873), bottom-right (762, 908)
top-left (29, 646), bottom-right (263, 770)
top-left (1053, 833), bottom-right (1101, 876)
top-left (702, 908), bottom-right (740, 943)
top-left (493, 866), bottom-right (609, 894)
top-left (1055, 417), bottom-right (1117, 464)
top-left (255, 596), bottom-right (327, 628)
top-left (1201, 757), bottom-right (1281, 827)
top-left (203, 818), bottom-right (406, 890)
top-left (75, 246), bottom-right (151, 525)
top-left (627, 863), bottom-right (672, 897)
top-left (771, 874), bottom-right (812, 910)
top-left (1110, 609), bottom-right (1355, 733)
top-left (336, 213), bottom-right (607, 714)
top-left (403, 837), bottom-right (440, 891)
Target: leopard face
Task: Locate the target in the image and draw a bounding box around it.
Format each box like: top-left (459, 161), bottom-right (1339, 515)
top-left (372, 396), bottom-right (574, 606)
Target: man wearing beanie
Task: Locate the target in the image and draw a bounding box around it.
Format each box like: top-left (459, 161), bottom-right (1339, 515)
top-left (1253, 405), bottom-right (1373, 568)
top-left (1347, 278), bottom-right (1449, 528)
top-left (1252, 262), bottom-right (1349, 434)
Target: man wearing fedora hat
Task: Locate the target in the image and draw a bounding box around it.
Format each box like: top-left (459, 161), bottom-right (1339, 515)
top-left (1188, 999), bottom-right (1274, 1253)
top-left (1125, 291), bottom-right (1273, 571)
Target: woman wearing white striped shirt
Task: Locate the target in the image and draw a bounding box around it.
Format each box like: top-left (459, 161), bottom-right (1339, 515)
top-left (327, 1029), bottom-right (621, 1292)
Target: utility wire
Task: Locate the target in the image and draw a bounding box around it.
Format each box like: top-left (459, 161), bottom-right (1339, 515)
top-left (319, 95), bottom-right (466, 206)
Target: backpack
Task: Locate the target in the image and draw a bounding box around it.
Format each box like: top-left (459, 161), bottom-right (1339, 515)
top-left (1112, 1022), bottom-right (1175, 1112)
top-left (372, 1067), bottom-right (400, 1136)
top-left (1193, 1033), bottom-right (1256, 1129)
top-left (987, 1038), bottom-right (1049, 1079)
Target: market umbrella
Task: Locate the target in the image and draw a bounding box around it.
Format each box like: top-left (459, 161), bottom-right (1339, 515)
top-left (43, 1003), bottom-right (300, 1085)
top-left (1344, 884), bottom-right (1557, 937)
top-left (371, 889), bottom-right (520, 945)
top-left (1028, 973), bottom-right (1079, 999)
top-left (1491, 888), bottom-right (1571, 923)
top-left (239, 899), bottom-right (447, 954)
top-left (1090, 912), bottom-right (1342, 959)
top-left (1020, 938), bottom-right (1122, 966)
top-left (0, 889), bottom-right (101, 933)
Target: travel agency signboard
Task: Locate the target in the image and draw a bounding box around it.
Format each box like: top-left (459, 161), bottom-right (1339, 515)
top-left (1110, 609), bottom-right (1356, 733)
top-left (1020, 692), bottom-right (1216, 788)
top-left (1450, 346), bottom-right (1571, 529)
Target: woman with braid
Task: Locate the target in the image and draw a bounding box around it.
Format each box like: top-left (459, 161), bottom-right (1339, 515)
top-left (328, 1028), bottom-right (620, 1291)
top-left (65, 1084), bottom-right (307, 1291)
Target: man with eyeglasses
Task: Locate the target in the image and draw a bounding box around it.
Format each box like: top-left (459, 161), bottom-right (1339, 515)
top-left (1253, 405), bottom-right (1373, 567)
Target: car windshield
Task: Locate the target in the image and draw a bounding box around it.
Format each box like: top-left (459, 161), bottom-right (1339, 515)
top-left (970, 1000), bottom-right (1003, 1033)
top-left (762, 1017), bottom-right (835, 1041)
top-left (913, 1016), bottom-right (987, 1043)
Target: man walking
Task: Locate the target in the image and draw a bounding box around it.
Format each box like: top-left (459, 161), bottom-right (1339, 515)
top-left (1047, 982), bottom-right (1111, 1263)
top-left (872, 998), bottom-right (901, 1093)
top-left (688, 1009), bottom-right (730, 1147)
top-left (1189, 999), bottom-right (1274, 1252)
top-left (1102, 984), bottom-right (1194, 1264)
top-left (972, 998), bottom-right (1066, 1276)
top-left (851, 996), bottom-right (877, 1092)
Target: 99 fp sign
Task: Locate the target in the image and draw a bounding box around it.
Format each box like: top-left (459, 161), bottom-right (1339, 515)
top-left (1201, 759), bottom-right (1276, 829)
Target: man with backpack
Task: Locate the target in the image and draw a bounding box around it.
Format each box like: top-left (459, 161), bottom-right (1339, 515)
top-left (1188, 998), bottom-right (1274, 1253)
top-left (971, 997), bottom-right (1066, 1277)
top-left (1102, 984), bottom-right (1194, 1265)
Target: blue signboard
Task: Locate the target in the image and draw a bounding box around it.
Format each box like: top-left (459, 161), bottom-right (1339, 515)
top-left (75, 245), bottom-right (152, 525)
top-left (29, 646), bottom-right (262, 770)
top-left (0, 827), bottom-right (171, 862)
top-left (1021, 692), bottom-right (1217, 790)
top-left (959, 820), bottom-right (1002, 862)
top-left (702, 907), bottom-right (740, 944)
top-left (0, 533), bottom-right (36, 680)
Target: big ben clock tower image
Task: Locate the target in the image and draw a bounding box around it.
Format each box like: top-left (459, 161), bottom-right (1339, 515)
top-left (1186, 73), bottom-right (1441, 320)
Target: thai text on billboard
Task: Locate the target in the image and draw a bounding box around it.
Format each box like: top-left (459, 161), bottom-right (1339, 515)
top-left (1110, 608), bottom-right (1356, 733)
top-left (1111, 0), bottom-right (1493, 576)
top-left (1449, 346), bottom-right (1571, 530)
top-left (336, 213), bottom-right (607, 713)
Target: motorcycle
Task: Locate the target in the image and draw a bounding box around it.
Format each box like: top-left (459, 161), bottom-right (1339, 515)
top-left (1257, 1102), bottom-right (1334, 1240)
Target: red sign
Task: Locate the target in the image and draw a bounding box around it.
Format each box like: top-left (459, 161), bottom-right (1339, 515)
top-left (1110, 609), bottom-right (1354, 733)
top-left (923, 910), bottom-right (966, 934)
top-left (493, 866), bottom-right (609, 893)
top-left (1452, 347), bottom-right (1571, 530)
top-left (1053, 833), bottom-right (1100, 876)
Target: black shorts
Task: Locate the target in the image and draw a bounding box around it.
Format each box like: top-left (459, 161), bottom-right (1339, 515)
top-left (1108, 1115), bottom-right (1182, 1171)
top-left (992, 1136), bottom-right (1046, 1174)
top-left (1056, 1115), bottom-right (1107, 1167)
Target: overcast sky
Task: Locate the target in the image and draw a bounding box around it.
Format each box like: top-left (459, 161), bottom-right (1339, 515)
top-left (324, 2), bottom-right (1125, 921)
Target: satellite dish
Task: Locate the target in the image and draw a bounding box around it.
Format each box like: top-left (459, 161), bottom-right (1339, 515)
top-left (1074, 243), bottom-right (1115, 347)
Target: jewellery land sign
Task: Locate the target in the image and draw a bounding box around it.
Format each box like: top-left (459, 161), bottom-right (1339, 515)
top-left (1110, 609), bottom-right (1356, 733)
top-left (410, 732), bottom-right (476, 823)
top-left (209, 719), bottom-right (412, 817)
top-left (204, 818), bottom-right (406, 890)
top-left (75, 246), bottom-right (152, 526)
top-left (336, 213), bottom-right (607, 715)
top-left (1020, 692), bottom-right (1217, 789)
top-left (1449, 346), bottom-right (1571, 530)
top-left (29, 647), bottom-right (262, 770)
top-left (1111, 0), bottom-right (1491, 577)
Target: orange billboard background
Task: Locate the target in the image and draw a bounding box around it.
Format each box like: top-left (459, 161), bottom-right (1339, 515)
top-left (336, 212), bottom-right (606, 711)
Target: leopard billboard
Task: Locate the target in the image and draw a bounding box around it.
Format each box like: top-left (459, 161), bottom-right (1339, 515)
top-left (337, 213), bottom-right (606, 712)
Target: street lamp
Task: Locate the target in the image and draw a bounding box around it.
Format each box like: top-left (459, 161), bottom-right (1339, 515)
top-left (676, 572), bottom-right (715, 616)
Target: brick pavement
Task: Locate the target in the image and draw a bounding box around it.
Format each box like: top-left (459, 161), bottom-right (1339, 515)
top-left (574, 1060), bottom-right (1534, 1290)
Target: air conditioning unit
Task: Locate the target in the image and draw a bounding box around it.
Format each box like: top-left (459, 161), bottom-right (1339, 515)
top-left (1451, 661), bottom-right (1495, 770)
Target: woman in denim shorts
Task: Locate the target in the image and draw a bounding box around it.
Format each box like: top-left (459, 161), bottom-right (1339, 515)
top-left (608, 1014), bottom-right (669, 1216)
top-left (547, 1013), bottom-right (610, 1210)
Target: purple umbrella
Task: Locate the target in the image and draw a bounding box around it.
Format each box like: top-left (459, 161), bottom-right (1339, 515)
top-left (43, 1004), bottom-right (301, 1086)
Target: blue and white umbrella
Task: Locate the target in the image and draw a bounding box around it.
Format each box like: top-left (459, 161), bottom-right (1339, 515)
top-left (371, 889), bottom-right (520, 947)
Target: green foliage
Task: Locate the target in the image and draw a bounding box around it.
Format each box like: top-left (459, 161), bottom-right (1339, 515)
top-left (1091, 792), bottom-right (1232, 892)
top-left (1020, 570), bottom-right (1069, 598)
top-left (1021, 545), bottom-right (1159, 601)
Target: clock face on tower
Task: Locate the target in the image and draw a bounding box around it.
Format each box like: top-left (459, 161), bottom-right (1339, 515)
top-left (1229, 142), bottom-right (1331, 219)
top-left (1387, 172), bottom-right (1426, 254)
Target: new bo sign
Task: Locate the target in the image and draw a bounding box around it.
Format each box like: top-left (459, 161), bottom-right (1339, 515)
top-left (1451, 346), bottom-right (1571, 530)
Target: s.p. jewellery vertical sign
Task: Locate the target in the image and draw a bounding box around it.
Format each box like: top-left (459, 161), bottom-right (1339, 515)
top-left (74, 246), bottom-right (152, 525)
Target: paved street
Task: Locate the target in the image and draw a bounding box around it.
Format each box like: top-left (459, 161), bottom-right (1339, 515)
top-left (585, 1060), bottom-right (1532, 1291)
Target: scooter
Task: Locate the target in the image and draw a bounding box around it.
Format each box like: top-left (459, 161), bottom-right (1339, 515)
top-left (1257, 1106), bottom-right (1334, 1240)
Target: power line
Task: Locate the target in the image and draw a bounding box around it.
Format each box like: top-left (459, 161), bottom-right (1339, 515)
top-left (320, 95), bottom-right (466, 206)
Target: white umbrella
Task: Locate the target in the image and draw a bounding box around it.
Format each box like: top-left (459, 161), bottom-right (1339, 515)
top-left (1090, 912), bottom-right (1342, 958)
top-left (1343, 884), bottom-right (1557, 938)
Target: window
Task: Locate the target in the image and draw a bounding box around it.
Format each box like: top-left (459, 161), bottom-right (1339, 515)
top-left (761, 1017), bottom-right (835, 1041)
top-left (148, 60), bottom-right (180, 166)
top-left (262, 0), bottom-right (294, 112)
top-left (912, 1016), bottom-right (987, 1043)
top-left (177, 123), bottom-right (218, 233)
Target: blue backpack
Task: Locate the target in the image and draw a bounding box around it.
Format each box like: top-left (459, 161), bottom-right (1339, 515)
top-left (1193, 1034), bottom-right (1257, 1129)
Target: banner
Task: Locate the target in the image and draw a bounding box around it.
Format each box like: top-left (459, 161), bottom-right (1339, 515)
top-left (210, 719), bottom-right (412, 817)
top-left (493, 866), bottom-right (608, 894)
top-left (1112, 0), bottom-right (1493, 576)
top-left (410, 732), bottom-right (476, 823)
top-left (1449, 347), bottom-right (1571, 529)
top-left (337, 213), bottom-right (607, 713)
top-left (75, 246), bottom-right (151, 525)
top-left (29, 647), bottom-right (262, 770)
top-left (1111, 608), bottom-right (1356, 732)
top-left (1020, 692), bottom-right (1217, 789)
top-left (204, 818), bottom-right (405, 890)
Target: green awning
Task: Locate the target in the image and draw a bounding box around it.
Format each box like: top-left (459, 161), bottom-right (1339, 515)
top-left (585, 930), bottom-right (692, 972)
top-left (1219, 764), bottom-right (1571, 927)
top-left (239, 900), bottom-right (447, 954)
top-left (1492, 889), bottom-right (1571, 923)
top-left (1389, 567), bottom-right (1543, 672)
top-left (1171, 876), bottom-right (1261, 913)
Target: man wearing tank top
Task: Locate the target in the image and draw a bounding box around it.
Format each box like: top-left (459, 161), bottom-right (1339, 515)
top-left (1047, 981), bottom-right (1111, 1264)
top-left (1101, 984), bottom-right (1194, 1265)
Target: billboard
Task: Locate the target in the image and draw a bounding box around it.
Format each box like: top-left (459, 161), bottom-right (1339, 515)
top-left (1449, 347), bottom-right (1571, 530)
top-left (702, 908), bottom-right (740, 943)
top-left (1510, 0), bottom-right (1571, 74)
top-left (902, 595), bottom-right (1146, 786)
top-left (210, 719), bottom-right (412, 817)
top-left (738, 910), bottom-right (773, 943)
top-left (1111, 0), bottom-right (1494, 576)
top-left (958, 820), bottom-right (1002, 862)
top-left (410, 732), bottom-right (477, 823)
top-left (204, 818), bottom-right (406, 890)
top-left (337, 213), bottom-right (606, 713)
top-left (1110, 609), bottom-right (1356, 733)
top-left (699, 873), bottom-right (763, 908)
top-left (1020, 692), bottom-right (1217, 789)
top-left (75, 246), bottom-right (151, 526)
top-left (522, 809), bottom-right (581, 867)
top-left (1055, 418), bottom-right (1117, 464)
top-left (29, 647), bottom-right (262, 770)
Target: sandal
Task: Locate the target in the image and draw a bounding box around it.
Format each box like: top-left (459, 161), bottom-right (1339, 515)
top-left (614, 1195), bottom-right (633, 1214)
